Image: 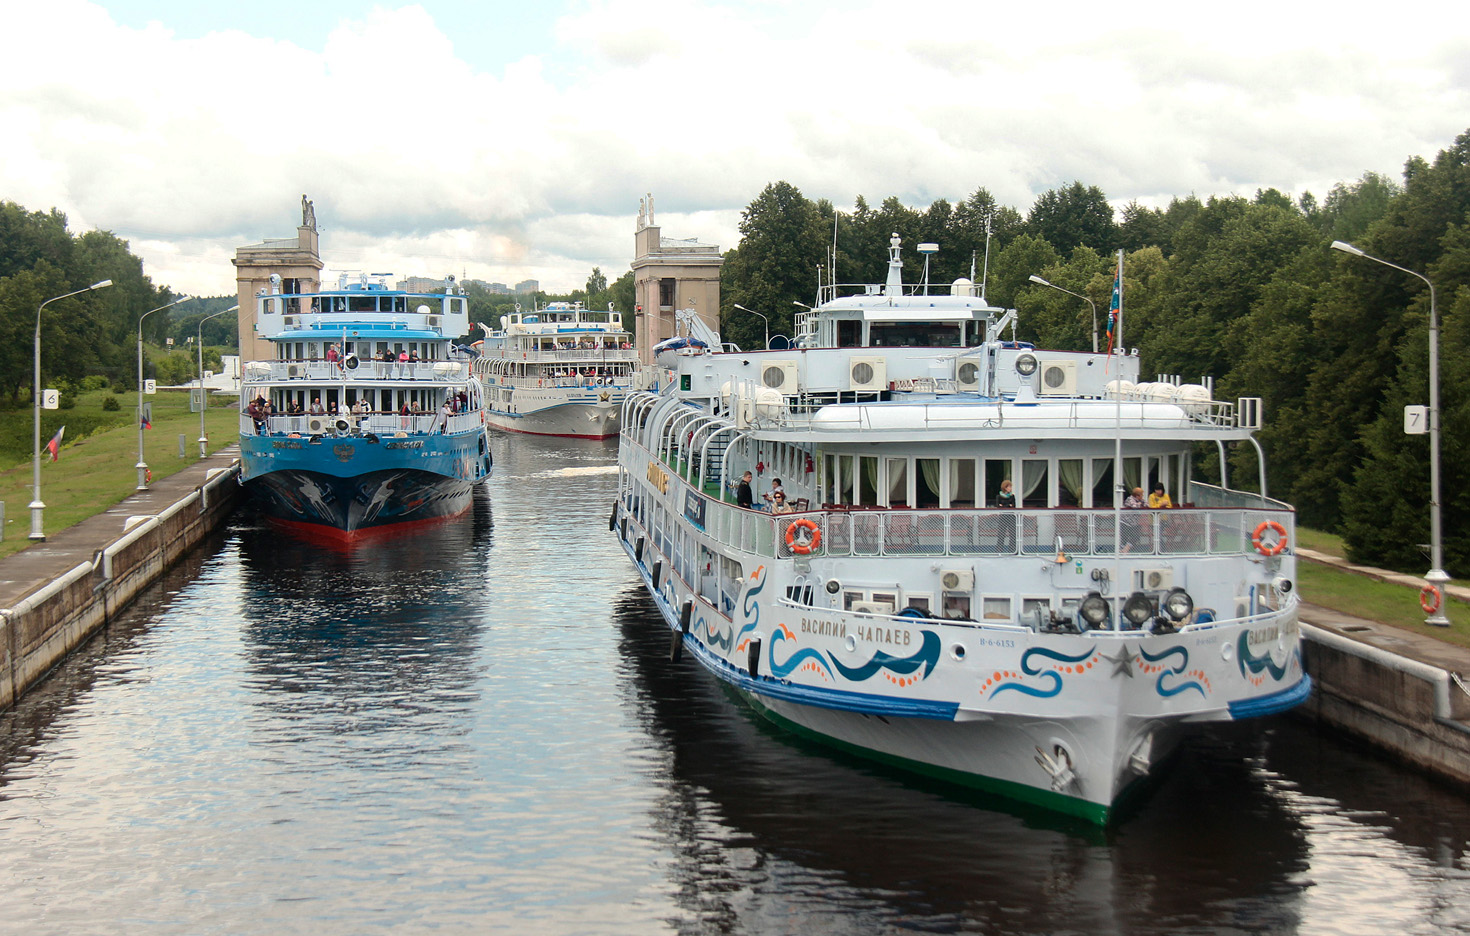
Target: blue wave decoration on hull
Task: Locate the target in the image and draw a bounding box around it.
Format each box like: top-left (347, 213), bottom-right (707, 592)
top-left (769, 626), bottom-right (836, 680)
top-left (989, 646), bottom-right (1096, 700)
top-left (826, 631), bottom-right (941, 682)
top-left (1237, 633), bottom-right (1293, 681)
top-left (1139, 644), bottom-right (1206, 699)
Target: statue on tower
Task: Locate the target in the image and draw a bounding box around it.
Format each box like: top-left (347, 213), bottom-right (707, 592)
top-left (301, 194), bottom-right (317, 231)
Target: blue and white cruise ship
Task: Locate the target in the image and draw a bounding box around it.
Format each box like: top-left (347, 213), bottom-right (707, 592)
top-left (239, 273), bottom-right (492, 539)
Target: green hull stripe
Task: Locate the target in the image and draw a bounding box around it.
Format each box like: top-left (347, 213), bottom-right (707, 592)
top-left (745, 694), bottom-right (1115, 826)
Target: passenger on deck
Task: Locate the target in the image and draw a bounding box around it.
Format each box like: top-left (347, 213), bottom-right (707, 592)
top-left (763, 478), bottom-right (785, 508)
top-left (309, 397), bottom-right (325, 415)
top-left (735, 471), bottom-right (754, 509)
top-left (1125, 487), bottom-right (1145, 509)
top-left (995, 479), bottom-right (1016, 551)
top-left (1149, 484), bottom-right (1173, 509)
top-left (771, 492), bottom-right (794, 515)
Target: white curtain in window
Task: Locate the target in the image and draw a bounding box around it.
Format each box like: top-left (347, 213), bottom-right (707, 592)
top-left (1058, 459), bottom-right (1084, 504)
top-left (919, 459), bottom-right (941, 498)
top-left (1124, 457), bottom-right (1142, 493)
top-left (1022, 460), bottom-right (1047, 501)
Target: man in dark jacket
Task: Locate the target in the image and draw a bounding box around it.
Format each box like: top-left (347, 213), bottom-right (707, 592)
top-left (735, 471), bottom-right (754, 509)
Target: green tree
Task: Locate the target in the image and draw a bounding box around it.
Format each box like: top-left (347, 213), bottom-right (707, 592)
top-left (1025, 182), bottom-right (1117, 256)
top-left (720, 182), bottom-right (827, 350)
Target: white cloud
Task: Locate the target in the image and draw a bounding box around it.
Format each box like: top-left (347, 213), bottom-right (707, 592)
top-left (1, 0), bottom-right (1466, 297)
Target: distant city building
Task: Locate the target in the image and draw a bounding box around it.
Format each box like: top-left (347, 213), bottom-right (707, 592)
top-left (632, 193), bottom-right (722, 365)
top-left (462, 279), bottom-right (510, 294)
top-left (514, 279), bottom-right (539, 295)
top-left (398, 275), bottom-right (456, 294)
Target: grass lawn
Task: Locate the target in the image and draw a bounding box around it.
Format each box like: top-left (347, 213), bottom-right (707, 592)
top-left (0, 389), bottom-right (239, 559)
top-left (1295, 526), bottom-right (1470, 649)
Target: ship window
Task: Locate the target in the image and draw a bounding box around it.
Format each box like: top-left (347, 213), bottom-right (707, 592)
top-left (858, 456), bottom-right (878, 505)
top-left (916, 459), bottom-right (941, 508)
top-left (942, 595), bottom-right (972, 619)
top-left (905, 595), bottom-right (932, 613)
top-left (948, 458), bottom-right (976, 508)
top-left (837, 320), bottom-right (862, 348)
top-left (1058, 459), bottom-right (1083, 507)
top-left (984, 460), bottom-right (1012, 507)
top-left (836, 455), bottom-right (855, 504)
top-left (1022, 598), bottom-right (1050, 627)
top-left (868, 322), bottom-right (962, 348)
top-left (1092, 458), bottom-right (1115, 508)
top-left (982, 596), bottom-right (1012, 620)
top-left (1124, 457), bottom-right (1142, 498)
top-left (1021, 459), bottom-right (1048, 508)
top-left (886, 457), bottom-right (908, 507)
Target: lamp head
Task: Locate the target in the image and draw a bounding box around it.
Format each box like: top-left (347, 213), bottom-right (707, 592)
top-left (1028, 275), bottom-right (1051, 286)
top-left (1330, 240), bottom-right (1365, 257)
top-left (91, 279), bottom-right (113, 290)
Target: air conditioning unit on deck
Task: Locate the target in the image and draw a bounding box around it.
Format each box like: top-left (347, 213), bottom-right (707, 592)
top-left (761, 360), bottom-right (799, 393)
top-left (940, 569), bottom-right (975, 592)
top-left (1038, 360), bottom-right (1077, 396)
top-left (1135, 567), bottom-right (1173, 590)
top-left (849, 356), bottom-right (886, 391)
top-left (851, 601), bottom-right (896, 616)
top-left (956, 360), bottom-right (981, 390)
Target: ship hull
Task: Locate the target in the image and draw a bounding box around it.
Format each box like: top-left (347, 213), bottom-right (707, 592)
top-left (240, 429), bottom-right (490, 538)
top-left (484, 396), bottom-right (622, 438)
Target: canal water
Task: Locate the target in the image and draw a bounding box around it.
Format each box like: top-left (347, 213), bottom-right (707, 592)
top-left (3, 434), bottom-right (1470, 934)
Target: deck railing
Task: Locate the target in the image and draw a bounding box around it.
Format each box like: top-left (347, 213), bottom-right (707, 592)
top-left (243, 360), bottom-right (470, 382)
top-left (240, 410), bottom-right (483, 437)
top-left (628, 489), bottom-right (1293, 561)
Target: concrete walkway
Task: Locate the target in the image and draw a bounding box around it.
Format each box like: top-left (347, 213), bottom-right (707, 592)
top-left (0, 445), bottom-right (240, 611)
top-left (1297, 546), bottom-right (1470, 682)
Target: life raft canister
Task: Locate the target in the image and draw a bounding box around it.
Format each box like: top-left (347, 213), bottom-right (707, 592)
top-left (784, 518), bottom-right (822, 555)
top-left (1252, 520), bottom-right (1288, 556)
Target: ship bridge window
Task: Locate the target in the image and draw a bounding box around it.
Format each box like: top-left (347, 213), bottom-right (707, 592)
top-left (350, 296), bottom-right (376, 313)
top-left (868, 322), bottom-right (962, 347)
top-left (837, 320), bottom-right (862, 348)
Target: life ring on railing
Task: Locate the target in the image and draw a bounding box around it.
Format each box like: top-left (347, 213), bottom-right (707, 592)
top-left (145, 468), bottom-right (153, 484)
top-left (1421, 584), bottom-right (1443, 614)
top-left (1252, 520), bottom-right (1288, 556)
top-left (784, 518), bottom-right (822, 555)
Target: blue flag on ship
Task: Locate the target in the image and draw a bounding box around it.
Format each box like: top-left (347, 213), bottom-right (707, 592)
top-left (1106, 271), bottom-right (1121, 355)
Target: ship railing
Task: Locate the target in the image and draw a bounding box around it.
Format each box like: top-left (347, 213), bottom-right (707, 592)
top-left (503, 348), bottom-right (638, 363)
top-left (684, 499), bottom-right (1293, 560)
top-left (244, 360), bottom-right (470, 382)
top-left (240, 410), bottom-right (482, 437)
top-left (489, 375), bottom-right (630, 390)
top-left (743, 397), bottom-right (1245, 432)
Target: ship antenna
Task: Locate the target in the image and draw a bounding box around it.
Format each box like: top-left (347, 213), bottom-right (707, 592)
top-left (979, 212), bottom-right (993, 303)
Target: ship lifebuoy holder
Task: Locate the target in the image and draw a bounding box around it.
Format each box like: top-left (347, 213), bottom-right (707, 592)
top-left (784, 518), bottom-right (822, 555)
top-left (1421, 584), bottom-right (1443, 614)
top-left (1252, 520), bottom-right (1288, 556)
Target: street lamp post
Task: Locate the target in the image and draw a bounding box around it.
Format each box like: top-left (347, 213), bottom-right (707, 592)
top-left (31, 279), bottom-right (113, 540)
top-left (732, 304), bottom-right (769, 352)
top-left (1028, 274), bottom-right (1098, 352)
top-left (196, 305), bottom-right (238, 457)
top-left (137, 295), bottom-right (193, 490)
top-left (1331, 240), bottom-right (1449, 626)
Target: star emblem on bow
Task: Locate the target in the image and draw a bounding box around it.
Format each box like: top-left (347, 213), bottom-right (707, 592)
top-left (1100, 645), bottom-right (1138, 678)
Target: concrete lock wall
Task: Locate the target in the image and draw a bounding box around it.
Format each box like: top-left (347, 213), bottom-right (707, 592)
top-left (1300, 623), bottom-right (1470, 788)
top-left (0, 467), bottom-right (242, 710)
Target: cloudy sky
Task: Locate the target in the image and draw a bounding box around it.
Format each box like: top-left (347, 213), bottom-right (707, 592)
top-left (3, 0), bottom-right (1466, 298)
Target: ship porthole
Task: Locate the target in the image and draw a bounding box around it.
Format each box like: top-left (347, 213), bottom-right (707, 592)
top-left (951, 644), bottom-right (967, 661)
top-left (1221, 642), bottom-right (1234, 661)
top-left (844, 635), bottom-right (857, 653)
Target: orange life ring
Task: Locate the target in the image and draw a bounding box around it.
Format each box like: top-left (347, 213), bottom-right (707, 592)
top-left (1252, 520), bottom-right (1288, 556)
top-left (145, 468), bottom-right (153, 484)
top-left (1421, 584), bottom-right (1443, 614)
top-left (784, 518), bottom-right (822, 555)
